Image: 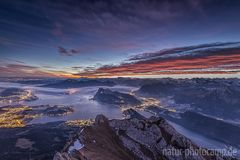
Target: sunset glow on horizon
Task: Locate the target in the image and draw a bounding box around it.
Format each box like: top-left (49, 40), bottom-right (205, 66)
top-left (1, 0), bottom-right (240, 78)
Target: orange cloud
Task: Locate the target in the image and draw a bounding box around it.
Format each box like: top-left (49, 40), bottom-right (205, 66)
top-left (74, 44), bottom-right (240, 78)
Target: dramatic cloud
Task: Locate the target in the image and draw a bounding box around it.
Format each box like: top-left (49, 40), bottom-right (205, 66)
top-left (2, 42), bottom-right (240, 78)
top-left (3, 0), bottom-right (235, 55)
top-left (128, 42), bottom-right (240, 62)
top-left (74, 42), bottom-right (240, 78)
top-left (1, 1), bottom-right (240, 78)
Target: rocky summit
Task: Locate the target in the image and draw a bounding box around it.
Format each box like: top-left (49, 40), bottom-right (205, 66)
top-left (54, 110), bottom-right (236, 160)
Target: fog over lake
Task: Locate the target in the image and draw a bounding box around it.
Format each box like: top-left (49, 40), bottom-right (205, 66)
top-left (0, 81), bottom-right (238, 157)
top-left (0, 82), bottom-right (138, 124)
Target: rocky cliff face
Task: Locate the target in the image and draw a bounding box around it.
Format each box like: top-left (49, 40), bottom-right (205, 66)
top-left (54, 110), bottom-right (236, 160)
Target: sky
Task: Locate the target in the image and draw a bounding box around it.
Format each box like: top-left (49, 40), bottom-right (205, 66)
top-left (1, 0), bottom-right (240, 78)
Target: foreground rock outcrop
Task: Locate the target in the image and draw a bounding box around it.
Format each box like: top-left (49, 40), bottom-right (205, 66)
top-left (54, 110), bottom-right (237, 160)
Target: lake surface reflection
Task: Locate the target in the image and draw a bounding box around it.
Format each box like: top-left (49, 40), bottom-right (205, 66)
top-left (0, 82), bottom-right (138, 124)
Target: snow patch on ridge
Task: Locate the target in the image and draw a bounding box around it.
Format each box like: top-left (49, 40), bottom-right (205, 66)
top-left (68, 139), bottom-right (84, 153)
